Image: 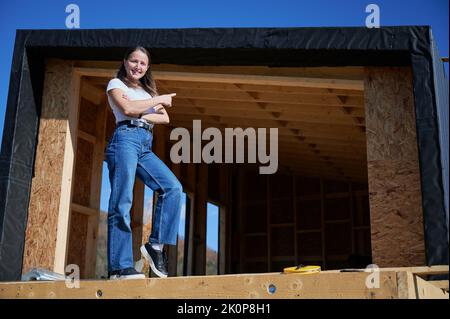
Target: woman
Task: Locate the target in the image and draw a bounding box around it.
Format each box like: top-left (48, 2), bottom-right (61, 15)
top-left (105, 46), bottom-right (183, 279)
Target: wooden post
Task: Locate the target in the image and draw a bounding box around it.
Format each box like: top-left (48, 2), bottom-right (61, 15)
top-left (23, 60), bottom-right (80, 275)
top-left (266, 174), bottom-right (272, 272)
top-left (84, 96), bottom-right (107, 278)
top-left (193, 163), bottom-right (208, 275)
top-left (185, 163), bottom-right (196, 276)
top-left (320, 178), bottom-right (326, 269)
top-left (237, 168), bottom-right (245, 273)
top-left (292, 175), bottom-right (298, 265)
top-left (218, 165), bottom-right (228, 275)
top-left (131, 179), bottom-right (145, 263)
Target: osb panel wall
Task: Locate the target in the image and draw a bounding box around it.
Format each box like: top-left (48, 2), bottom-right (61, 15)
top-left (66, 212), bottom-right (88, 277)
top-left (22, 59), bottom-right (74, 274)
top-left (72, 138), bottom-right (93, 207)
top-left (364, 67), bottom-right (425, 267)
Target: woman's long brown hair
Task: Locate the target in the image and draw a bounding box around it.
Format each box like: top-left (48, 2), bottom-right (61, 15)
top-left (117, 46), bottom-right (159, 96)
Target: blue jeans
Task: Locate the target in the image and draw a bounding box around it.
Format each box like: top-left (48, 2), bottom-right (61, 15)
top-left (104, 125), bottom-right (183, 272)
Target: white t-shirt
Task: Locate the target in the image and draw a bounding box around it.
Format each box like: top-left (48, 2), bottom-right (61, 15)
top-left (106, 78), bottom-right (156, 125)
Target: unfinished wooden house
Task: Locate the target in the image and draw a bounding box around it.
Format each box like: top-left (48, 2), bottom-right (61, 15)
top-left (0, 26), bottom-right (448, 298)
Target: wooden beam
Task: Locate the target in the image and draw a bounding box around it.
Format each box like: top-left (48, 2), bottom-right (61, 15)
top-left (154, 71), bottom-right (364, 90)
top-left (131, 180), bottom-right (145, 264)
top-left (73, 62), bottom-right (365, 79)
top-left (80, 80), bottom-right (104, 105)
top-left (379, 265), bottom-right (448, 276)
top-left (54, 69), bottom-right (81, 274)
top-left (158, 80), bottom-right (364, 96)
top-left (169, 119), bottom-right (366, 142)
top-left (428, 280), bottom-right (449, 291)
top-left (85, 97), bottom-right (107, 278)
top-left (167, 88), bottom-right (364, 107)
top-left (218, 165), bottom-right (228, 275)
top-left (73, 67), bottom-right (364, 90)
top-left (415, 276), bottom-right (449, 299)
top-left (172, 99), bottom-right (366, 115)
top-left (0, 271), bottom-right (403, 299)
top-left (77, 130), bottom-right (96, 144)
top-left (170, 105), bottom-right (364, 127)
top-left (193, 164), bottom-right (208, 275)
top-left (71, 203), bottom-right (97, 216)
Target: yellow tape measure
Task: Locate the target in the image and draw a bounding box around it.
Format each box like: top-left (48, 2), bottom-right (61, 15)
top-left (283, 265), bottom-right (321, 274)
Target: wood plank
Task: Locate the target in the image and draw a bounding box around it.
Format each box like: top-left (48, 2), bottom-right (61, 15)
top-left (218, 165), bottom-right (228, 275)
top-left (415, 276), bottom-right (450, 299)
top-left (73, 62), bottom-right (365, 80)
top-left (396, 271), bottom-right (417, 299)
top-left (153, 65), bottom-right (366, 80)
top-left (154, 71), bottom-right (364, 91)
top-left (279, 150), bottom-right (366, 161)
top-left (186, 189), bottom-right (195, 276)
top-left (293, 176), bottom-right (298, 265)
top-left (267, 175), bottom-right (272, 271)
top-left (168, 121), bottom-right (366, 142)
top-left (238, 169), bottom-right (246, 273)
top-left (160, 80), bottom-right (364, 96)
top-left (54, 65), bottom-right (81, 274)
top-left (77, 130), bottom-right (96, 144)
top-left (320, 179), bottom-right (326, 269)
top-left (74, 68), bottom-right (364, 91)
top-left (380, 265), bottom-right (449, 276)
top-left (80, 80), bottom-right (103, 105)
top-left (168, 119), bottom-right (365, 142)
top-left (170, 105), bottom-right (363, 127)
top-left (131, 180), bottom-right (145, 264)
top-left (279, 162), bottom-right (366, 176)
top-left (166, 88), bottom-right (364, 106)
top-left (71, 203), bottom-right (98, 216)
top-left (0, 271), bottom-right (400, 299)
top-left (428, 280), bottom-right (449, 291)
top-left (169, 115), bottom-right (365, 135)
top-left (84, 97), bottom-right (107, 278)
top-left (193, 164), bottom-right (208, 275)
top-left (172, 98), bottom-right (366, 115)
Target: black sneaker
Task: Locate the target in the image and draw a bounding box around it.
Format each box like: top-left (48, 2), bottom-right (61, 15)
top-left (108, 267), bottom-right (145, 280)
top-left (140, 243), bottom-right (168, 278)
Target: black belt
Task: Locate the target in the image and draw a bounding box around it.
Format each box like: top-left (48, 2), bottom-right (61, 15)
top-left (117, 119), bottom-right (153, 132)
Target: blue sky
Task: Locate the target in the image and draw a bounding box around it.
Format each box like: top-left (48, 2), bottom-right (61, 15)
top-left (0, 0), bottom-right (448, 252)
top-left (0, 0), bottom-right (448, 143)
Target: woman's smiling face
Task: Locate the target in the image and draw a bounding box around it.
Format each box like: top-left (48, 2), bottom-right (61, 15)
top-left (124, 49), bottom-right (149, 83)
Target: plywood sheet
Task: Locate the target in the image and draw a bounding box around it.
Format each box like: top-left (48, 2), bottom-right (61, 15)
top-left (22, 60), bottom-right (74, 274)
top-left (66, 211), bottom-right (89, 277)
top-left (364, 67), bottom-right (425, 267)
top-left (72, 138), bottom-right (94, 206)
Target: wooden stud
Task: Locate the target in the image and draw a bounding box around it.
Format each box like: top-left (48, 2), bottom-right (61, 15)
top-left (84, 96), bottom-right (107, 278)
top-left (238, 169), bottom-right (245, 273)
top-left (267, 175), bottom-right (272, 272)
top-left (193, 163), bottom-right (208, 275)
top-left (54, 65), bottom-right (81, 274)
top-left (320, 178), bottom-right (326, 269)
top-left (218, 165), bottom-right (228, 275)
